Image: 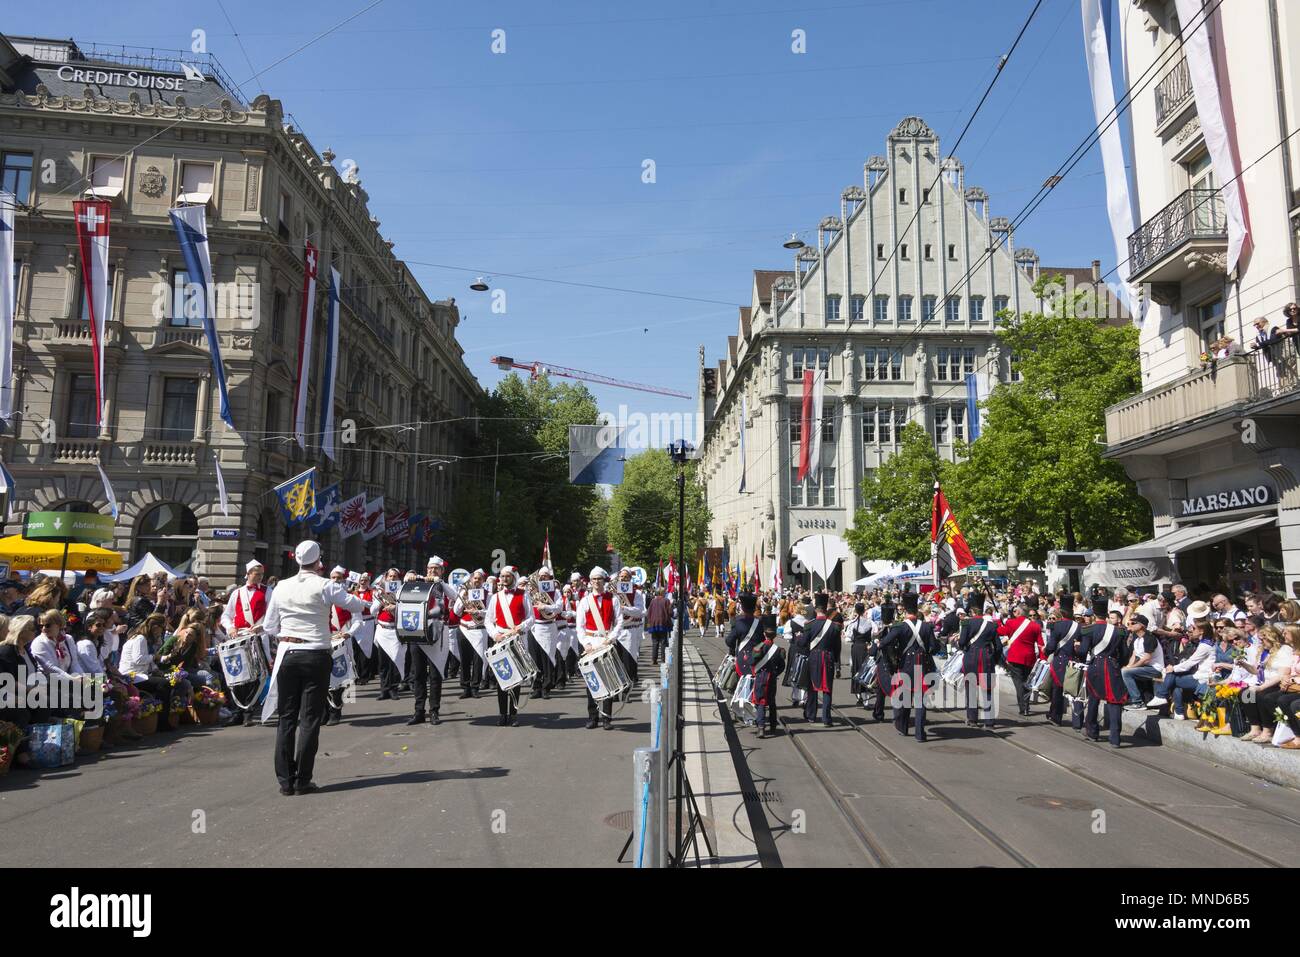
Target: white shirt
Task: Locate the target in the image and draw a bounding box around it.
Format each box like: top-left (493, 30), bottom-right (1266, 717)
top-left (484, 590), bottom-right (536, 641)
top-left (118, 634), bottom-right (155, 678)
top-left (575, 591), bottom-right (623, 651)
top-left (30, 634), bottom-right (91, 678)
top-left (262, 571), bottom-right (368, 652)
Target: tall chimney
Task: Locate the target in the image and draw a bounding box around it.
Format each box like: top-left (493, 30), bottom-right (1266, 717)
top-left (1091, 259), bottom-right (1101, 282)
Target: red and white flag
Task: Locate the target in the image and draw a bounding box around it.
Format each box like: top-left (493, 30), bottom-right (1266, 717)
top-left (664, 557), bottom-right (678, 595)
top-left (361, 496), bottom-right (386, 541)
top-left (73, 199), bottom-right (112, 429)
top-left (541, 529), bottom-right (552, 571)
top-left (796, 367), bottom-right (825, 484)
top-left (292, 241), bottom-right (318, 449)
top-left (338, 492), bottom-right (367, 539)
top-left (931, 481), bottom-right (976, 583)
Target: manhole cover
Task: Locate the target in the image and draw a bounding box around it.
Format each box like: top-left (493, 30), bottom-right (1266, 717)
top-left (604, 810), bottom-right (635, 830)
top-left (742, 790), bottom-right (783, 804)
top-left (1017, 795), bottom-right (1094, 811)
top-left (387, 732), bottom-right (413, 737)
top-left (929, 745), bottom-right (981, 755)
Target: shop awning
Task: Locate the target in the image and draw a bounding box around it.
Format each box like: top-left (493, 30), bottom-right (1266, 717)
top-left (0, 535), bottom-right (124, 573)
top-left (1081, 514), bottom-right (1276, 589)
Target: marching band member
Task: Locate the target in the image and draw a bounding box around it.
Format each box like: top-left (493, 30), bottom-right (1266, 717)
top-left (998, 602), bottom-right (1046, 717)
top-left (371, 569), bottom-right (407, 701)
top-left (693, 593), bottom-right (709, 635)
top-left (407, 557), bottom-right (460, 726)
top-left (221, 559), bottom-right (270, 726)
top-left (846, 602), bottom-right (873, 707)
top-left (725, 592), bottom-right (760, 659)
top-left (576, 567), bottom-right (623, 729)
top-left (958, 590), bottom-right (1003, 729)
top-left (1083, 606), bottom-right (1130, 747)
top-left (262, 540), bottom-right (368, 796)
top-left (484, 566), bottom-right (534, 726)
top-left (747, 625), bottom-right (785, 739)
top-left (528, 567), bottom-right (562, 699)
top-left (353, 571), bottom-right (378, 684)
top-left (1044, 594), bottom-right (1086, 729)
top-left (454, 569), bottom-right (490, 698)
top-left (880, 592), bottom-right (939, 742)
top-left (797, 593), bottom-right (840, 727)
top-left (562, 572), bottom-right (586, 682)
top-left (614, 567), bottom-right (645, 689)
top-left (324, 565), bottom-right (353, 726)
top-left (554, 581), bottom-right (575, 690)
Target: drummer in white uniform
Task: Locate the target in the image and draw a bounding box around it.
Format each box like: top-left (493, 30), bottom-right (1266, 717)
top-left (454, 568), bottom-right (490, 698)
top-left (484, 566), bottom-right (534, 727)
top-left (529, 566), bottom-right (562, 699)
top-left (576, 567), bottom-right (623, 730)
top-left (614, 567), bottom-right (645, 695)
top-left (406, 556), bottom-right (460, 726)
top-left (220, 559), bottom-right (271, 726)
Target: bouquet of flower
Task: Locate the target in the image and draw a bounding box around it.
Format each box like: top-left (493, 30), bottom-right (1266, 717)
top-left (166, 668), bottom-right (189, 687)
top-left (137, 699), bottom-right (163, 719)
top-left (0, 720), bottom-right (24, 753)
top-left (124, 695), bottom-right (143, 720)
top-left (194, 687), bottom-right (226, 707)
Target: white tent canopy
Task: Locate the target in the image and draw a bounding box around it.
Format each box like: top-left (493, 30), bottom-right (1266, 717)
top-left (791, 534), bottom-right (855, 583)
top-left (101, 552), bottom-right (179, 582)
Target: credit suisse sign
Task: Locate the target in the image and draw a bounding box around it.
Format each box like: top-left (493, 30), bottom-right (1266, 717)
top-left (56, 66), bottom-right (187, 91)
top-left (1177, 484), bottom-right (1276, 518)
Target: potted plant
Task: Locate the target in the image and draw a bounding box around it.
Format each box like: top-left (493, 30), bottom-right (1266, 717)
top-left (0, 721), bottom-right (23, 776)
top-left (132, 698), bottom-right (162, 737)
top-left (190, 687), bottom-right (225, 725)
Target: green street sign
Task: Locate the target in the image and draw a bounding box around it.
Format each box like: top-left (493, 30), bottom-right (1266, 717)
top-left (23, 511), bottom-right (115, 545)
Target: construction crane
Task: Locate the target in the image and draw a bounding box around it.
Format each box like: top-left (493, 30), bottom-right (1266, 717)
top-left (490, 356), bottom-right (692, 399)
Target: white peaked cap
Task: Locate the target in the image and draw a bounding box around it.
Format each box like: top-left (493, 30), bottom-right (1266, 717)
top-left (570, 572), bottom-right (582, 582)
top-left (590, 567), bottom-right (609, 579)
top-left (427, 556), bottom-right (445, 567)
top-left (294, 540), bottom-right (321, 566)
top-left (245, 559), bottom-right (264, 572)
top-left (500, 565), bottom-right (517, 576)
top-left (473, 568), bottom-right (485, 577)
top-left (331, 565), bottom-right (347, 575)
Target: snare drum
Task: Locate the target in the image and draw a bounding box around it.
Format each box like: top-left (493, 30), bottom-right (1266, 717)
top-left (330, 633), bottom-right (354, 690)
top-left (486, 633), bottom-right (539, 691)
top-left (731, 674), bottom-right (756, 723)
top-left (1026, 658), bottom-right (1051, 693)
top-left (857, 658), bottom-right (878, 690)
top-left (219, 633), bottom-right (267, 688)
top-left (715, 654), bottom-right (739, 694)
top-left (785, 651), bottom-right (808, 688)
top-left (579, 644), bottom-right (631, 702)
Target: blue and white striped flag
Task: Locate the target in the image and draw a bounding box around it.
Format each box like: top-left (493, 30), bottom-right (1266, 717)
top-left (213, 449), bottom-right (229, 518)
top-left (0, 190), bottom-right (15, 432)
top-left (168, 204), bottom-right (234, 429)
top-left (320, 267), bottom-right (341, 461)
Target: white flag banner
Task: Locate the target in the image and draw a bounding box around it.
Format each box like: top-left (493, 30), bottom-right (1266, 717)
top-left (1174, 0), bottom-right (1249, 275)
top-left (808, 368), bottom-right (825, 483)
top-left (96, 461), bottom-right (119, 519)
top-left (1080, 0), bottom-right (1137, 313)
top-left (738, 391), bottom-right (747, 494)
top-left (0, 190), bottom-right (15, 429)
top-left (320, 267), bottom-right (341, 461)
top-left (361, 495), bottom-right (386, 541)
top-left (213, 450), bottom-right (229, 517)
top-left (338, 491), bottom-right (367, 539)
top-left (292, 242), bottom-right (318, 449)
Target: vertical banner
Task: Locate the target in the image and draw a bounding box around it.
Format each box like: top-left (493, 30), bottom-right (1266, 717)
top-left (1173, 0), bottom-right (1249, 274)
top-left (738, 392), bottom-right (747, 493)
top-left (213, 450), bottom-right (229, 517)
top-left (361, 496), bottom-right (386, 541)
top-left (1080, 0), bottom-right (1137, 313)
top-left (96, 461), bottom-right (119, 520)
top-left (0, 191), bottom-right (15, 430)
top-left (73, 198), bottom-right (112, 428)
top-left (338, 491), bottom-right (367, 539)
top-left (964, 371), bottom-right (991, 442)
top-left (797, 368), bottom-right (825, 484)
top-left (293, 242), bottom-right (318, 449)
top-left (169, 204), bottom-right (234, 429)
top-left (321, 267), bottom-right (341, 461)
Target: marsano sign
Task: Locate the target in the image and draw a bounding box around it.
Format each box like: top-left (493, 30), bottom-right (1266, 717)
top-left (1178, 484), bottom-right (1276, 517)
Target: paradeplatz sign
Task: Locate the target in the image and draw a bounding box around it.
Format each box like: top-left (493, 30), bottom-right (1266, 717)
top-left (23, 511), bottom-right (115, 545)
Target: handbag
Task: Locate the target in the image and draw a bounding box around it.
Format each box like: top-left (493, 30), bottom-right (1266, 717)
top-left (28, 722), bottom-right (76, 769)
top-left (1062, 662), bottom-right (1085, 699)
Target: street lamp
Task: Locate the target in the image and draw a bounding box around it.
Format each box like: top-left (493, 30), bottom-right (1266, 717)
top-left (782, 233), bottom-right (805, 250)
top-left (469, 276), bottom-right (490, 292)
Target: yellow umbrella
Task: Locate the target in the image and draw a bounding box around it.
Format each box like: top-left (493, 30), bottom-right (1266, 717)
top-left (0, 535), bottom-right (124, 573)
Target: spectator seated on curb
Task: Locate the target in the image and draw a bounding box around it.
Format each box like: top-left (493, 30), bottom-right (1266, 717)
top-left (1240, 625), bottom-right (1296, 744)
top-left (1147, 618), bottom-right (1217, 720)
top-left (1121, 614), bottom-right (1163, 710)
top-left (1273, 625), bottom-right (1300, 751)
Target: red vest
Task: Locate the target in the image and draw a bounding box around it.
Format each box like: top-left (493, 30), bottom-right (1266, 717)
top-left (376, 583), bottom-right (399, 623)
top-left (492, 589), bottom-right (527, 629)
top-left (234, 585), bottom-right (268, 629)
top-left (330, 605), bottom-right (352, 631)
top-left (584, 593), bottom-right (616, 633)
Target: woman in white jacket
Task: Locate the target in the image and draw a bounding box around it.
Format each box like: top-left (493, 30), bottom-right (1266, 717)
top-left (1240, 625), bottom-right (1296, 743)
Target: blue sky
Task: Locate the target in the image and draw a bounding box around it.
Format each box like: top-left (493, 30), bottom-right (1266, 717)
top-left (7, 0), bottom-right (1114, 440)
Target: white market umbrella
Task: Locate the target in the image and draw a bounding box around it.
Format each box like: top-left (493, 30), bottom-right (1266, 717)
top-left (100, 552), bottom-right (179, 582)
top-left (791, 533), bottom-right (855, 586)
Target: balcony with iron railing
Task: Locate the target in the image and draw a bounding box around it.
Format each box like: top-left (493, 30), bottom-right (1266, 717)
top-left (339, 287), bottom-right (395, 349)
top-left (1155, 56), bottom-right (1194, 128)
top-left (1126, 188), bottom-right (1227, 284)
top-left (1106, 345), bottom-right (1300, 449)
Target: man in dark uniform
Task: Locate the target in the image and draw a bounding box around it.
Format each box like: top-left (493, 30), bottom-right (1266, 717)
top-left (800, 593), bottom-right (841, 727)
top-left (847, 603), bottom-right (873, 706)
top-left (1043, 593), bottom-right (1087, 728)
top-left (725, 592), bottom-right (761, 659)
top-left (747, 625), bottom-right (785, 738)
top-left (958, 590), bottom-right (1002, 728)
top-left (881, 591), bottom-right (939, 741)
top-left (1083, 605), bottom-right (1130, 747)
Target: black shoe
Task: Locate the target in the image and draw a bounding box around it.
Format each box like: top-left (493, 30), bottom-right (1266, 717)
top-left (498, 715), bottom-right (508, 727)
top-left (407, 713), bottom-right (427, 725)
top-left (295, 782), bottom-right (320, 796)
top-left (541, 689), bottom-right (551, 700)
top-left (585, 719), bottom-right (599, 729)
top-left (279, 786), bottom-right (295, 796)
top-left (377, 692), bottom-right (392, 701)
top-left (223, 712), bottom-right (246, 727)
top-left (823, 720), bottom-right (834, 728)
top-left (470, 688), bottom-right (480, 698)
top-left (459, 690), bottom-right (473, 699)
top-left (508, 716), bottom-right (519, 727)
top-left (390, 691), bottom-right (403, 701)
top-left (431, 712), bottom-right (441, 725)
top-left (601, 717), bottom-right (612, 730)
top-left (917, 736), bottom-right (928, 743)
top-left (326, 712), bottom-right (341, 726)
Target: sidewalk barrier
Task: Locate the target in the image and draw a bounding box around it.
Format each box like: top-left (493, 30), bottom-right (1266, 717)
top-left (632, 746), bottom-right (661, 868)
top-left (633, 620), bottom-right (678, 867)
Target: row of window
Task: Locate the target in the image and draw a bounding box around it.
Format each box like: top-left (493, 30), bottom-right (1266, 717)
top-left (786, 402), bottom-right (968, 447)
top-left (823, 294), bottom-right (1008, 324)
top-left (789, 347), bottom-right (1015, 383)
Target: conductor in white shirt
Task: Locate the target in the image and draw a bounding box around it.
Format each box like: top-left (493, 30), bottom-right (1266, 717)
top-left (263, 540), bottom-right (368, 796)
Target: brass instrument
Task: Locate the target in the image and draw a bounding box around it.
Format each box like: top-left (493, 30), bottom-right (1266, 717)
top-left (458, 582), bottom-right (487, 628)
top-left (527, 572), bottom-right (559, 622)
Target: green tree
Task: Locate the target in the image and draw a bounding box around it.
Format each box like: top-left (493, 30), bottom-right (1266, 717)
top-left (607, 449), bottom-right (711, 569)
top-left (845, 421), bottom-right (949, 565)
top-left (947, 282), bottom-right (1152, 565)
top-left (443, 373), bottom-right (599, 572)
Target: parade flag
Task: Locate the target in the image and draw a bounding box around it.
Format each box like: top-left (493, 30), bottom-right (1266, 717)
top-left (311, 482), bottom-right (342, 533)
top-left (697, 553), bottom-right (704, 590)
top-left (569, 423), bottom-right (625, 485)
top-left (96, 461), bottom-right (119, 520)
top-left (213, 450), bottom-right (229, 517)
top-left (542, 529), bottom-right (552, 571)
top-left (320, 267), bottom-right (341, 461)
top-left (169, 204), bottom-right (234, 429)
top-left (738, 392), bottom-right (747, 493)
top-left (338, 491), bottom-right (367, 539)
top-left (73, 198), bottom-right (112, 428)
top-left (274, 467), bottom-right (317, 524)
top-left (930, 481), bottom-right (975, 582)
top-left (0, 457), bottom-right (14, 521)
top-left (361, 496), bottom-right (386, 541)
top-left (0, 190), bottom-right (16, 430)
top-left (655, 559), bottom-right (663, 588)
top-left (752, 553), bottom-right (761, 593)
top-left (767, 557), bottom-right (782, 593)
top-left (385, 507), bottom-right (410, 545)
top-left (796, 367), bottom-right (825, 484)
top-left (292, 242), bottom-right (319, 449)
top-left (665, 557), bottom-right (678, 596)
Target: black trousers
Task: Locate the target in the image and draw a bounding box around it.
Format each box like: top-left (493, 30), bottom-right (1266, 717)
top-left (527, 634), bottom-right (553, 692)
top-left (754, 698), bottom-right (778, 731)
top-left (965, 671), bottom-right (995, 726)
top-left (614, 642), bottom-right (638, 687)
top-left (587, 686), bottom-right (613, 721)
top-left (649, 630), bottom-right (669, 665)
top-left (352, 634), bottom-right (375, 682)
top-left (326, 687), bottom-right (344, 717)
top-left (1006, 661), bottom-right (1032, 715)
top-left (377, 643), bottom-right (401, 694)
top-left (1245, 686), bottom-right (1284, 726)
top-left (446, 648), bottom-right (460, 679)
top-left (410, 646), bottom-right (443, 716)
top-left (497, 686), bottom-right (519, 718)
top-left (1085, 695), bottom-right (1123, 746)
top-left (566, 647), bottom-right (579, 677)
top-left (458, 632), bottom-right (484, 690)
top-left (274, 650), bottom-right (331, 790)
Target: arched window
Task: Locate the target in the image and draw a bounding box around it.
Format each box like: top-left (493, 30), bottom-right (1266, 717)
top-left (135, 503), bottom-right (198, 570)
top-left (52, 500), bottom-right (97, 513)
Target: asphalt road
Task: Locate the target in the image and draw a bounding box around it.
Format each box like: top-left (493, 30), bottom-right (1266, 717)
top-left (1, 656), bottom-right (654, 868)
top-left (692, 627), bottom-right (1299, 868)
